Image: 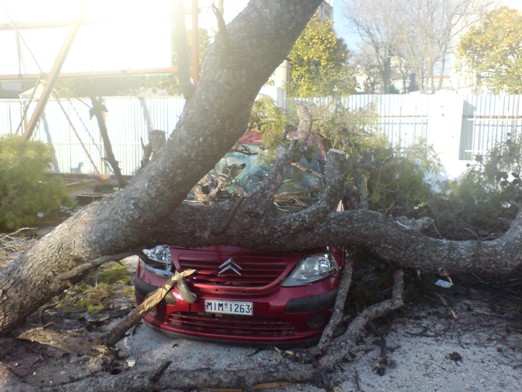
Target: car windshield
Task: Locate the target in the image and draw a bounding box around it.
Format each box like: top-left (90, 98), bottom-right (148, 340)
top-left (187, 141), bottom-right (325, 210)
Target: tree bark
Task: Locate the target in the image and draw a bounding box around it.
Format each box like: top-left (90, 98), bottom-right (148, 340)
top-left (151, 203), bottom-right (522, 278)
top-left (0, 0), bottom-right (323, 337)
top-left (42, 362), bottom-right (318, 392)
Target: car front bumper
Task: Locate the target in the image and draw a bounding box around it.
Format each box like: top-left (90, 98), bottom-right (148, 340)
top-left (134, 273), bottom-right (338, 345)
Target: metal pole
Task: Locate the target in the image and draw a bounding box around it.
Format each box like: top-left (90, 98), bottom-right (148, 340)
top-left (22, 0), bottom-right (90, 139)
top-left (191, 0), bottom-right (199, 85)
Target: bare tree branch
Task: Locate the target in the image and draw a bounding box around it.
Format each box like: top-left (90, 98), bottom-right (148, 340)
top-left (316, 259), bottom-right (353, 353)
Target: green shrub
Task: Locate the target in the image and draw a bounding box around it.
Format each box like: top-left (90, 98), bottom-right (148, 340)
top-left (0, 135), bottom-right (70, 231)
top-left (249, 99), bottom-right (440, 216)
top-left (428, 134), bottom-right (522, 240)
top-left (312, 102), bottom-right (440, 215)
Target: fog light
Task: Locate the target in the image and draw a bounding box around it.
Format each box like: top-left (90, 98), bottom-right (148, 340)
top-left (307, 314), bottom-right (324, 329)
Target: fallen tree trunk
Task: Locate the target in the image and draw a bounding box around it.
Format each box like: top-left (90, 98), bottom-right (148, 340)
top-left (0, 0), bottom-right (323, 337)
top-left (42, 362), bottom-right (319, 392)
top-left (1, 0), bottom-right (521, 347)
top-left (149, 196), bottom-right (522, 278)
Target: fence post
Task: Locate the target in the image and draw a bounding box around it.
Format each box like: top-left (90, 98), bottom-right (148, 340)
top-left (426, 92), bottom-right (466, 178)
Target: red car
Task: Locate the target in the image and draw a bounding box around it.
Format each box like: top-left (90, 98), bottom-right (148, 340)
top-left (135, 244), bottom-right (346, 345)
top-left (134, 134), bottom-right (346, 345)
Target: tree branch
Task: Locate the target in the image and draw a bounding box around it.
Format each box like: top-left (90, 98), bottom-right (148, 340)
top-left (238, 143), bottom-right (296, 216)
top-left (89, 97), bottom-right (127, 188)
top-left (318, 269), bottom-right (404, 369)
top-left (277, 148), bottom-right (349, 232)
top-left (56, 251), bottom-right (135, 282)
top-left (315, 259), bottom-right (353, 354)
top-left (148, 196), bottom-right (522, 279)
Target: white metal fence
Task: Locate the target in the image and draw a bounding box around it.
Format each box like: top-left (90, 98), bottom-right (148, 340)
top-left (0, 94), bottom-right (521, 177)
top-left (0, 96), bottom-right (185, 175)
top-left (460, 95), bottom-right (522, 160)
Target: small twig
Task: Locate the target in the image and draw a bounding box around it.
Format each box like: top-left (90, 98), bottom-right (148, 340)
top-left (405, 320), bottom-right (454, 338)
top-left (57, 251), bottom-right (135, 281)
top-left (433, 292), bottom-right (458, 320)
top-left (150, 361), bottom-right (172, 383)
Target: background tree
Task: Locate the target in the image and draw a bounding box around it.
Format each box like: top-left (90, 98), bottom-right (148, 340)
top-left (288, 14), bottom-right (355, 97)
top-left (351, 45), bottom-right (383, 93)
top-left (458, 7), bottom-right (522, 94)
top-left (344, 0), bottom-right (491, 93)
top-left (344, 0), bottom-right (397, 93)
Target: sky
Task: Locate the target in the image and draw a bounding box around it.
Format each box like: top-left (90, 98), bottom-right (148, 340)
top-left (0, 0), bottom-right (353, 76)
top-left (0, 0), bottom-right (519, 76)
top-left (0, 0), bottom-right (179, 74)
top-left (333, 0), bottom-right (356, 49)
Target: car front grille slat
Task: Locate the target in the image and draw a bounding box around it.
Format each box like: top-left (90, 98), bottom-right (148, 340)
top-left (168, 312), bottom-right (295, 337)
top-left (178, 258), bottom-right (287, 287)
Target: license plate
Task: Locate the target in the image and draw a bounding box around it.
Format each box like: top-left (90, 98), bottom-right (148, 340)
top-left (204, 299), bottom-right (253, 316)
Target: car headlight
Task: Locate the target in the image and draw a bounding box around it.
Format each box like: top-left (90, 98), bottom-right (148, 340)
top-left (281, 253), bottom-right (339, 287)
top-left (142, 245), bottom-right (173, 277)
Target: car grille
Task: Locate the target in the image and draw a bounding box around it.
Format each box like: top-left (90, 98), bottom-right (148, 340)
top-left (167, 312), bottom-right (295, 337)
top-left (178, 257), bottom-right (288, 287)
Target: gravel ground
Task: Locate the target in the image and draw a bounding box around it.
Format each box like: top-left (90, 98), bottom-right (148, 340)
top-left (115, 287), bottom-right (522, 391)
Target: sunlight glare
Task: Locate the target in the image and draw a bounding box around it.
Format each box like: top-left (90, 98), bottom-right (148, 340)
top-left (0, 0), bottom-right (174, 73)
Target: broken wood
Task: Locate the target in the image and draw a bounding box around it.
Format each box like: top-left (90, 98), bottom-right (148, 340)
top-left (140, 130), bottom-right (166, 168)
top-left (89, 96), bottom-right (127, 188)
top-left (101, 269), bottom-right (195, 347)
